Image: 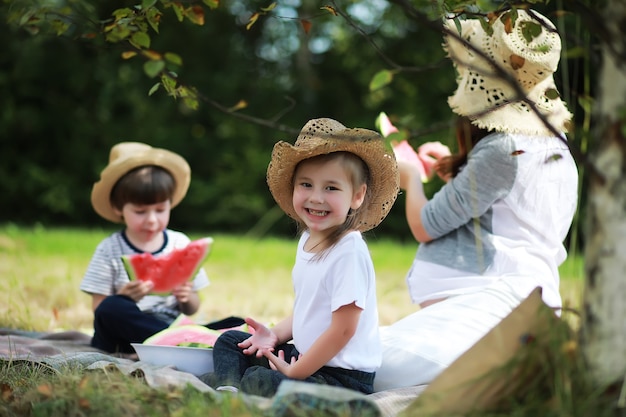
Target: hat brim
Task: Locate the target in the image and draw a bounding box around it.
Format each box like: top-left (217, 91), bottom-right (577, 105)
top-left (266, 122), bottom-right (399, 232)
top-left (91, 146), bottom-right (191, 223)
top-left (444, 10), bottom-right (571, 135)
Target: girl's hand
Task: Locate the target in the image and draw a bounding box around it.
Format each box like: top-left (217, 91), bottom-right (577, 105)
top-left (119, 280), bottom-right (154, 302)
top-left (417, 141), bottom-right (451, 180)
top-left (237, 317), bottom-right (278, 357)
top-left (265, 349), bottom-right (302, 376)
top-left (172, 281), bottom-right (193, 304)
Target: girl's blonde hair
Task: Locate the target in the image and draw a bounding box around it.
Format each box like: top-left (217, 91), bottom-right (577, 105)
top-left (293, 151), bottom-right (370, 259)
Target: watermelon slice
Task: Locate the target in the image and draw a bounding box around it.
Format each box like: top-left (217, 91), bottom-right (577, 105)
top-left (122, 237), bottom-right (213, 294)
top-left (376, 112), bottom-right (451, 183)
top-left (144, 324), bottom-right (222, 348)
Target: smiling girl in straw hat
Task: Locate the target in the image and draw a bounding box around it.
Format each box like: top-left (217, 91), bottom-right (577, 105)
top-left (204, 118), bottom-right (399, 397)
top-left (80, 142), bottom-right (209, 355)
top-left (374, 9), bottom-right (579, 392)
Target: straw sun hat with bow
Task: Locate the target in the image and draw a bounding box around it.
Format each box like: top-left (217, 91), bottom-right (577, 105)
top-left (91, 142), bottom-right (191, 223)
top-left (266, 118), bottom-right (400, 232)
top-left (444, 8), bottom-right (572, 136)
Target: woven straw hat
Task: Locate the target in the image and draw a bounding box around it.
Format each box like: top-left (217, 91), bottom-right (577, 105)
top-left (444, 9), bottom-right (572, 136)
top-left (91, 142), bottom-right (191, 223)
top-left (266, 118), bottom-right (399, 232)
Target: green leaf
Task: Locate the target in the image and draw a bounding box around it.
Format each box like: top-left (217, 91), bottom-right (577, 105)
top-left (112, 8), bottom-right (134, 19)
top-left (144, 60), bottom-right (165, 78)
top-left (475, 0), bottom-right (497, 12)
top-left (148, 83), bottom-right (160, 96)
top-left (130, 31), bottom-right (150, 49)
top-left (161, 75), bottom-right (177, 93)
top-left (146, 8), bottom-right (161, 33)
top-left (105, 26), bottom-right (131, 43)
top-left (202, 0), bottom-right (220, 9)
top-left (545, 88), bottom-right (560, 100)
top-left (521, 21), bottom-right (542, 43)
top-left (478, 17), bottom-right (493, 36)
top-left (546, 153), bottom-right (563, 162)
top-left (172, 3), bottom-right (185, 22)
top-left (386, 131), bottom-right (407, 144)
top-left (453, 17), bottom-right (462, 36)
top-left (183, 96), bottom-right (199, 110)
top-left (50, 19), bottom-right (70, 36)
top-left (369, 70), bottom-right (393, 91)
top-left (261, 3), bottom-right (277, 12)
top-left (164, 52), bottom-right (183, 66)
top-left (142, 0), bottom-right (158, 9)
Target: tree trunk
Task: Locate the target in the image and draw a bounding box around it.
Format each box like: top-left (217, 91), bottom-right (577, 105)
top-left (581, 0), bottom-right (626, 386)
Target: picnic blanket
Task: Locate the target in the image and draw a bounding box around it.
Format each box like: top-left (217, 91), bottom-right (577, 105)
top-left (1, 290), bottom-right (559, 416)
top-left (0, 328), bottom-right (423, 417)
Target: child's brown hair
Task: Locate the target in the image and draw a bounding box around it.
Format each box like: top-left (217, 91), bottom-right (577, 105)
top-left (435, 117), bottom-right (491, 179)
top-left (110, 166), bottom-right (176, 211)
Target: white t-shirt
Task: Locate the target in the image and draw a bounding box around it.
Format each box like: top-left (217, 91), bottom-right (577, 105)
top-left (407, 132), bottom-right (578, 309)
top-left (291, 230), bottom-right (382, 373)
top-left (80, 229), bottom-right (210, 318)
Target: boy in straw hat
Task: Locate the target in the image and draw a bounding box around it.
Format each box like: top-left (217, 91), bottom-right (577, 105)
top-left (203, 118), bottom-right (399, 396)
top-left (80, 142), bottom-right (209, 355)
top-left (374, 9), bottom-right (579, 391)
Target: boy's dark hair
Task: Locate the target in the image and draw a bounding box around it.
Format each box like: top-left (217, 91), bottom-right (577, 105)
top-left (110, 165), bottom-right (176, 210)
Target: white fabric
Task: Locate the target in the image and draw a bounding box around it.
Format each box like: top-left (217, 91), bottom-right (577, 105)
top-left (291, 231), bottom-right (382, 372)
top-left (408, 132), bottom-right (578, 309)
top-left (80, 229), bottom-right (210, 316)
top-left (374, 279), bottom-right (526, 392)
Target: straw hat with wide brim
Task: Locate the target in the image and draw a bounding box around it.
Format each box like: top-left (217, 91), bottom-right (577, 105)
top-left (266, 118), bottom-right (399, 232)
top-left (444, 9), bottom-right (572, 136)
top-left (91, 142), bottom-right (191, 223)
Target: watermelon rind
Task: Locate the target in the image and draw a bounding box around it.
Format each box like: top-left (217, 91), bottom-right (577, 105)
top-left (122, 237), bottom-right (213, 295)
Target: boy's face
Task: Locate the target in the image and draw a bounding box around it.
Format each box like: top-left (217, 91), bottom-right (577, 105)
top-left (115, 200), bottom-right (171, 243)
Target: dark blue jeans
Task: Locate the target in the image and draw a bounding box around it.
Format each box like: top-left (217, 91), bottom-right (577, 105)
top-left (91, 295), bottom-right (170, 354)
top-left (209, 330), bottom-right (376, 397)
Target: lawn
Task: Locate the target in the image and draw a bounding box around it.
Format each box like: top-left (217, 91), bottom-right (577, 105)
top-left (0, 224), bottom-right (584, 332)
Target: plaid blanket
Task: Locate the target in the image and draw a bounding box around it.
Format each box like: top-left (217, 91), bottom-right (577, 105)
top-left (0, 328), bottom-right (424, 417)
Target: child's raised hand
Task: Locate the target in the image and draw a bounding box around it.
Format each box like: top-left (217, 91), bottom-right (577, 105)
top-left (237, 317), bottom-right (278, 357)
top-left (417, 142), bottom-right (451, 181)
top-left (172, 281), bottom-right (193, 303)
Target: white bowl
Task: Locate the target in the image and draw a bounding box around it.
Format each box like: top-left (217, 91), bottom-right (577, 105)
top-left (131, 343), bottom-right (214, 376)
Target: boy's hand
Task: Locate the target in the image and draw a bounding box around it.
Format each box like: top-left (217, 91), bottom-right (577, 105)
top-left (119, 280), bottom-right (154, 302)
top-left (172, 281), bottom-right (193, 303)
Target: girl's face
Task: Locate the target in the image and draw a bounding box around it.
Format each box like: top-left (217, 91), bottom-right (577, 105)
top-left (292, 158), bottom-right (366, 239)
top-left (115, 200), bottom-right (171, 245)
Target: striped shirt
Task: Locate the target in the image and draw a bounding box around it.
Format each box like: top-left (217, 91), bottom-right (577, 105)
top-left (80, 229), bottom-right (210, 319)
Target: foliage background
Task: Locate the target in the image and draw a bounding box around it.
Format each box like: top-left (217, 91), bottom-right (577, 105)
top-left (0, 0), bottom-right (589, 246)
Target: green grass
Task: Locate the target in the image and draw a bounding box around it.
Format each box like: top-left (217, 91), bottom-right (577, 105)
top-left (0, 224), bottom-right (593, 417)
top-left (0, 224), bottom-right (584, 332)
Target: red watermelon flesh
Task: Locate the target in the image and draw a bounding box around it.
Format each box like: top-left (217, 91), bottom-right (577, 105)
top-left (122, 237), bottom-right (213, 294)
top-left (144, 324), bottom-right (221, 348)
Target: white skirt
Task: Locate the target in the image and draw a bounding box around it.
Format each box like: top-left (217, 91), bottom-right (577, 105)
top-left (373, 279), bottom-right (529, 392)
